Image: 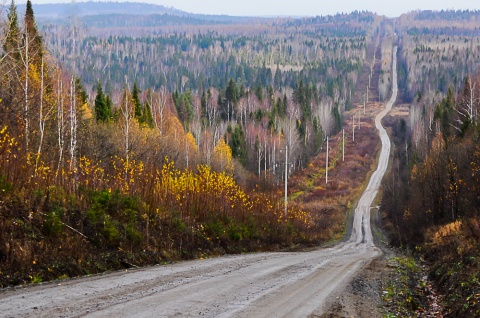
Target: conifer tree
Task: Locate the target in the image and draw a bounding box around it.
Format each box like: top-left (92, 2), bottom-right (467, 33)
top-left (132, 81), bottom-right (142, 120)
top-left (3, 0), bottom-right (20, 58)
top-left (142, 99), bottom-right (154, 128)
top-left (94, 82), bottom-right (111, 123)
top-left (24, 0), bottom-right (43, 60)
top-left (281, 94), bottom-right (288, 117)
top-left (229, 125), bottom-right (247, 167)
top-left (255, 84), bottom-right (263, 102)
top-left (274, 65), bottom-right (282, 89)
top-left (226, 78), bottom-right (238, 104)
top-left (0, 0), bottom-right (21, 128)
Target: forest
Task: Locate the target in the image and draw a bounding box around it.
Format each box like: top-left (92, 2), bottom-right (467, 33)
top-left (2, 1), bottom-right (480, 315)
top-left (0, 1), bottom-right (386, 287)
top-left (38, 10), bottom-right (383, 178)
top-left (381, 10), bottom-right (480, 316)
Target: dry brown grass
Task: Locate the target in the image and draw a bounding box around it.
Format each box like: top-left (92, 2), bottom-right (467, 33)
top-left (289, 101), bottom-right (384, 242)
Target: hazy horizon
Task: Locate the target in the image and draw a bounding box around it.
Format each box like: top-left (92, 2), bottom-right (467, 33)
top-left (12, 0), bottom-right (480, 18)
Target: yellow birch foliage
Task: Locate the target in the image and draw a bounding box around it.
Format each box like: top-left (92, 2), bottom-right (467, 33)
top-left (159, 159), bottom-right (251, 217)
top-left (109, 155), bottom-right (145, 193)
top-left (165, 114), bottom-right (184, 137)
top-left (184, 131), bottom-right (198, 166)
top-left (185, 131), bottom-right (198, 152)
top-left (79, 156), bottom-right (106, 189)
top-left (0, 126), bottom-right (20, 180)
top-left (213, 139), bottom-right (234, 173)
top-left (156, 158), bottom-right (313, 231)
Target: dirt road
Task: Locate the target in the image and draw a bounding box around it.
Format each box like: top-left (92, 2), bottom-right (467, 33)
top-left (0, 47), bottom-right (398, 318)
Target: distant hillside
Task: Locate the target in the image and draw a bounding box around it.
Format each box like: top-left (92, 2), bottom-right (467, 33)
top-left (79, 13), bottom-right (228, 28)
top-left (16, 1), bottom-right (253, 24)
top-left (17, 1), bottom-right (185, 18)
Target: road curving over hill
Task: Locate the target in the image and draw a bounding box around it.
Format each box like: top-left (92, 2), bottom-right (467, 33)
top-left (0, 46), bottom-right (398, 318)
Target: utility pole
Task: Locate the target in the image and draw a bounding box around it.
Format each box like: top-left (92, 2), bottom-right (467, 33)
top-left (363, 92), bottom-right (366, 114)
top-left (352, 114), bottom-right (355, 142)
top-left (326, 136), bottom-right (329, 185)
top-left (358, 110), bottom-right (361, 130)
top-left (284, 145), bottom-right (288, 218)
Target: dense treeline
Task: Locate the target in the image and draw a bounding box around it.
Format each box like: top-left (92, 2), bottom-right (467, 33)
top-left (395, 11), bottom-right (480, 169)
top-left (398, 34), bottom-right (480, 102)
top-left (415, 10), bottom-right (480, 22)
top-left (380, 12), bottom-right (480, 316)
top-left (80, 14), bottom-right (230, 29)
top-left (38, 7), bottom-right (377, 182)
top-left (383, 76), bottom-right (480, 243)
top-left (383, 60), bottom-right (480, 318)
top-left (42, 23), bottom-right (367, 93)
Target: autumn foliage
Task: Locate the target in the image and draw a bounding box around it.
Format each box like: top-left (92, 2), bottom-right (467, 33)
top-left (381, 77), bottom-right (480, 316)
top-left (0, 116), bottom-right (321, 286)
top-left (0, 1), bottom-right (331, 287)
top-left (0, 0), bottom-right (399, 288)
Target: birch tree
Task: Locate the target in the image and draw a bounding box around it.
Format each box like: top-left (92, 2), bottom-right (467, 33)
top-left (455, 75), bottom-right (479, 132)
top-left (19, 0), bottom-right (43, 152)
top-left (121, 77), bottom-right (133, 173)
top-left (35, 56), bottom-right (54, 173)
top-left (69, 75), bottom-right (77, 174)
top-left (55, 71), bottom-right (65, 177)
top-left (150, 86), bottom-right (168, 134)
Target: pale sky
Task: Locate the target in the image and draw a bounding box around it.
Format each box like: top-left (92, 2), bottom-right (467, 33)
top-left (19, 0), bottom-right (480, 18)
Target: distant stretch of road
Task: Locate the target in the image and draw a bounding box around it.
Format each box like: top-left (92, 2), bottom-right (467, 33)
top-left (0, 46), bottom-right (398, 318)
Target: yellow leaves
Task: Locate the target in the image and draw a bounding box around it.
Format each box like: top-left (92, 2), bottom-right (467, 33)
top-left (80, 102), bottom-right (93, 120)
top-left (35, 163), bottom-right (50, 178)
top-left (430, 132), bottom-right (445, 155)
top-left (432, 220), bottom-right (463, 246)
top-left (410, 164), bottom-right (419, 180)
top-left (448, 158), bottom-right (458, 172)
top-left (79, 156), bottom-right (106, 188)
top-left (185, 131), bottom-right (198, 153)
top-left (80, 156), bottom-right (93, 175)
top-left (158, 159), bottom-right (258, 217)
top-left (213, 139), bottom-right (234, 172)
top-left (165, 115), bottom-right (184, 136)
top-left (0, 126), bottom-right (18, 151)
top-left (29, 62), bottom-right (41, 83)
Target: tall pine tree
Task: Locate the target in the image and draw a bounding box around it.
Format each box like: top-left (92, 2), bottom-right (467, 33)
top-left (132, 81), bottom-right (142, 120)
top-left (0, 0), bottom-right (21, 127)
top-left (94, 82), bottom-right (111, 123)
top-left (3, 0), bottom-right (20, 57)
top-left (24, 0), bottom-right (43, 61)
